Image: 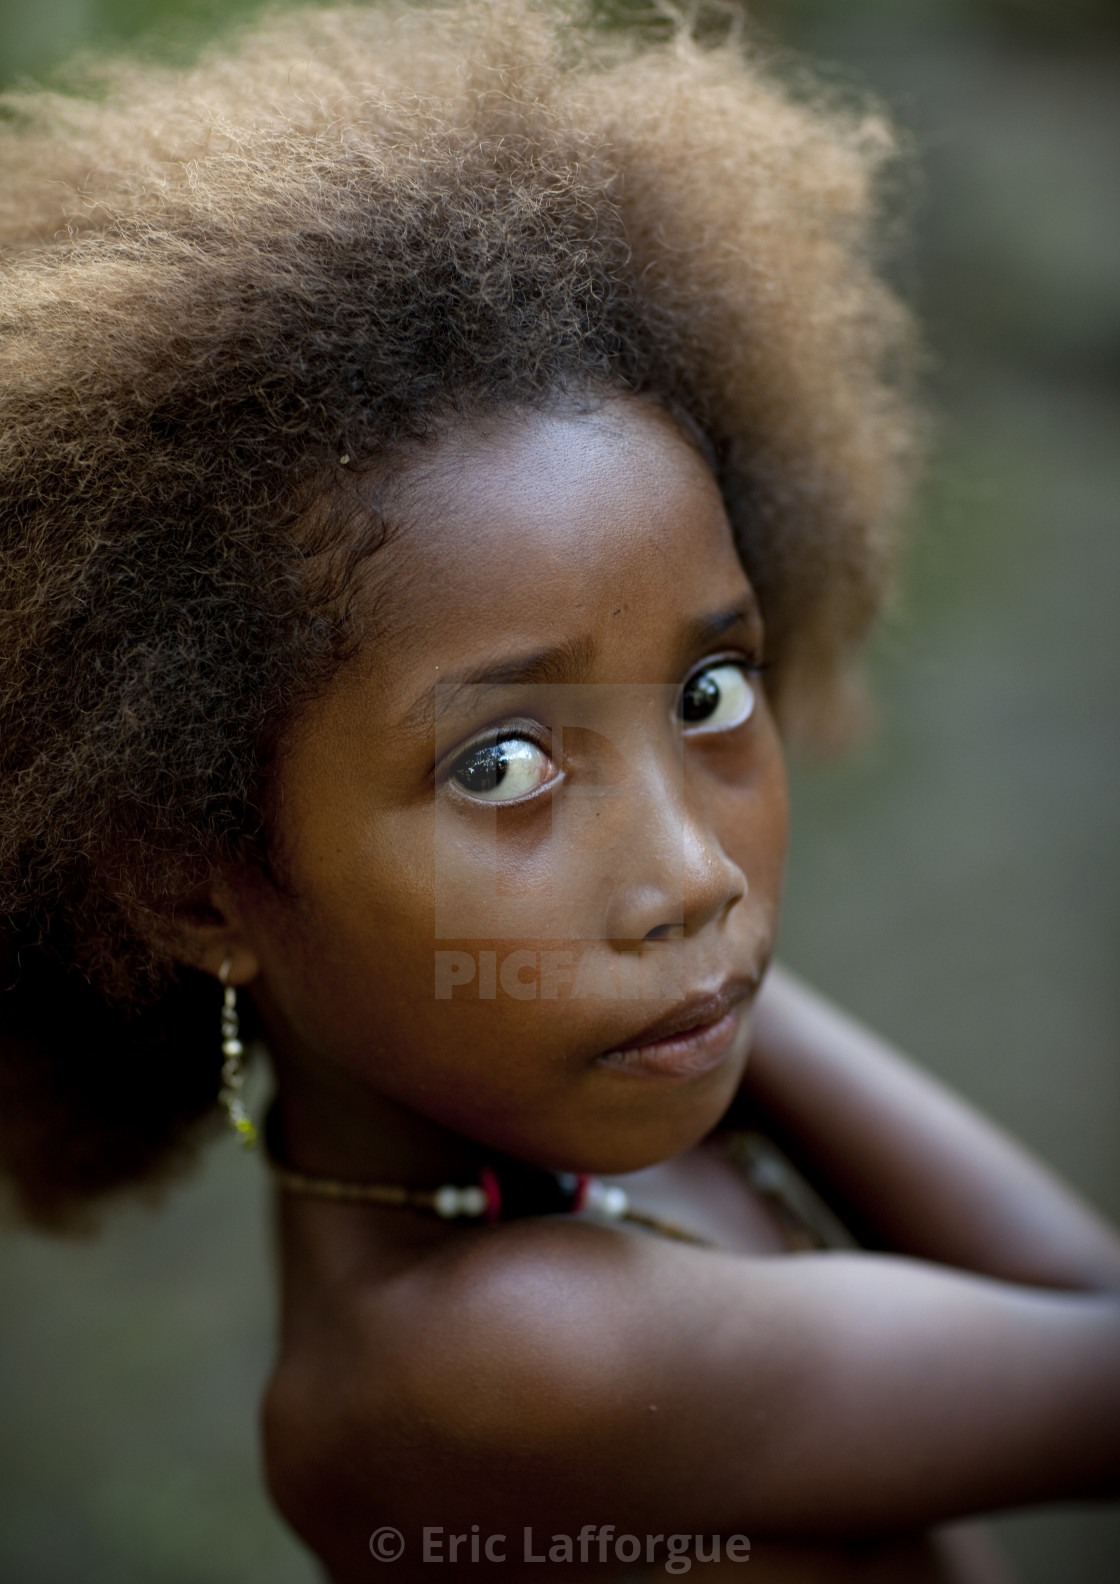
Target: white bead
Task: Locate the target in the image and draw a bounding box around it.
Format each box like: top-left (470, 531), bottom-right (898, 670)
top-left (222, 1039), bottom-right (244, 1058)
top-left (584, 1180), bottom-right (629, 1219)
top-left (433, 1185), bottom-right (463, 1218)
top-left (432, 1184), bottom-right (487, 1219)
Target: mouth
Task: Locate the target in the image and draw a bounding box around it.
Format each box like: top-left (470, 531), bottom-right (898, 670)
top-left (594, 977), bottom-right (756, 1081)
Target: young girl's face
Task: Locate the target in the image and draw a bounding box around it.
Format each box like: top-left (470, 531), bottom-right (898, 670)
top-left (233, 397), bottom-right (788, 1175)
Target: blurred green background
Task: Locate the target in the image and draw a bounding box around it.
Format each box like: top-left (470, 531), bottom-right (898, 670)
top-left (0, 1), bottom-right (1117, 1580)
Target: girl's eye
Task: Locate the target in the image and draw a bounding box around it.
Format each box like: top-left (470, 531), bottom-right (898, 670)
top-left (449, 737), bottom-right (553, 802)
top-left (680, 662), bottom-right (756, 733)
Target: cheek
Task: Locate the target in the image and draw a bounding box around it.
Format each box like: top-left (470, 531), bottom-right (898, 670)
top-left (694, 713), bottom-right (789, 892)
top-left (256, 816), bottom-right (584, 1117)
top-left (250, 816), bottom-right (439, 1052)
top-left (280, 905), bottom-right (583, 1145)
top-left (433, 799), bottom-right (558, 940)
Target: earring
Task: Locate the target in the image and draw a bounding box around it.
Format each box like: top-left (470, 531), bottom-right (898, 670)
top-left (218, 955), bottom-right (257, 1149)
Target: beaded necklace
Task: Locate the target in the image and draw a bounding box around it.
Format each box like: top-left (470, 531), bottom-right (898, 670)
top-left (263, 1108), bottom-right (854, 1252)
top-left (265, 1112), bottom-right (713, 1246)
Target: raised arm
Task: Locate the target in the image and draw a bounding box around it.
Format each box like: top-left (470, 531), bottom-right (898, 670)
top-left (273, 974), bottom-right (1120, 1572)
top-left (297, 1215), bottom-right (1120, 1569)
top-left (741, 964), bottom-right (1120, 1290)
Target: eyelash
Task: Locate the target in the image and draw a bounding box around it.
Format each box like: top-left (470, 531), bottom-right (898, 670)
top-left (696, 652), bottom-right (768, 682)
top-left (440, 720), bottom-right (555, 806)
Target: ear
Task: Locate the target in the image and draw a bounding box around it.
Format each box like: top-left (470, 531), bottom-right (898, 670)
top-left (173, 879), bottom-right (262, 987)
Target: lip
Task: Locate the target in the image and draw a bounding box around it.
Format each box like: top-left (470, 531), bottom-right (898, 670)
top-left (594, 978), bottom-right (755, 1080)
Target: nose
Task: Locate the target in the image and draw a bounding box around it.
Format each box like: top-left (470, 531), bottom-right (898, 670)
top-left (602, 751), bottom-right (747, 943)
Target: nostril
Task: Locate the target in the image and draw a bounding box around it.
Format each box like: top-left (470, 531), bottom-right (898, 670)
top-left (644, 922), bottom-right (685, 942)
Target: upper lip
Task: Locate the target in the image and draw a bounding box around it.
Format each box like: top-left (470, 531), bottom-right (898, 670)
top-left (602, 976), bottom-right (757, 1055)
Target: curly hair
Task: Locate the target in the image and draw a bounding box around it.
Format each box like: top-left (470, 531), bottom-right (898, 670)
top-left (0, 0), bottom-right (918, 1227)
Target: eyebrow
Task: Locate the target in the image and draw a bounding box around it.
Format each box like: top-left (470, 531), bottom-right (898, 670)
top-left (398, 634), bottom-right (598, 733)
top-left (680, 600), bottom-right (762, 656)
top-left (398, 599), bottom-right (761, 735)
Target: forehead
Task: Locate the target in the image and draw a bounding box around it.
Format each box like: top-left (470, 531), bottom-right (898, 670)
top-left (270, 397), bottom-right (762, 854)
top-left (367, 398), bottom-right (755, 673)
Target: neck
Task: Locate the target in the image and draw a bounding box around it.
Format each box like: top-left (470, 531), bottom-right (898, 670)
top-left (269, 1045), bottom-right (487, 1187)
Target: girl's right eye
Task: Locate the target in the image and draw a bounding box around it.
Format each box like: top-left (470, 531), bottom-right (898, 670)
top-left (449, 737), bottom-right (553, 802)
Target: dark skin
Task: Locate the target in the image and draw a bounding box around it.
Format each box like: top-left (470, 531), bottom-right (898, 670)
top-left (184, 398), bottom-right (1120, 1583)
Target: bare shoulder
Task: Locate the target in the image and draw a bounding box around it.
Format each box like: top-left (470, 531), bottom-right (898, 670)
top-left (263, 1218), bottom-right (682, 1578)
top-left (263, 1211), bottom-right (1120, 1581)
top-left (264, 1218), bottom-right (693, 1483)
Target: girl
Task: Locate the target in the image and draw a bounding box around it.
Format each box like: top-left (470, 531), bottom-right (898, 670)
top-left (1, 4), bottom-right (1117, 1580)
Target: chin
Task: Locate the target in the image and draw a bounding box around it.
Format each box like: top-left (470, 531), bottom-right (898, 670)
top-left (544, 1062), bottom-right (746, 1177)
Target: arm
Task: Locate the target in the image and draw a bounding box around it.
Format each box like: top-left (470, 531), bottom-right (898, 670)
top-left (341, 1216), bottom-right (1120, 1548)
top-left (299, 974), bottom-right (1120, 1554)
top-left (741, 963), bottom-right (1120, 1290)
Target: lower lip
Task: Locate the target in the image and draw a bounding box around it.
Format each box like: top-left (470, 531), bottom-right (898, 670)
top-left (595, 1008), bottom-right (742, 1081)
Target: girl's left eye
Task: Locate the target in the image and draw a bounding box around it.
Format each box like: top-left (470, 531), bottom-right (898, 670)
top-left (449, 737), bottom-right (554, 802)
top-left (679, 662), bottom-right (756, 733)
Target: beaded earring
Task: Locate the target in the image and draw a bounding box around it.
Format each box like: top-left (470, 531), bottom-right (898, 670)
top-left (218, 955), bottom-right (258, 1149)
